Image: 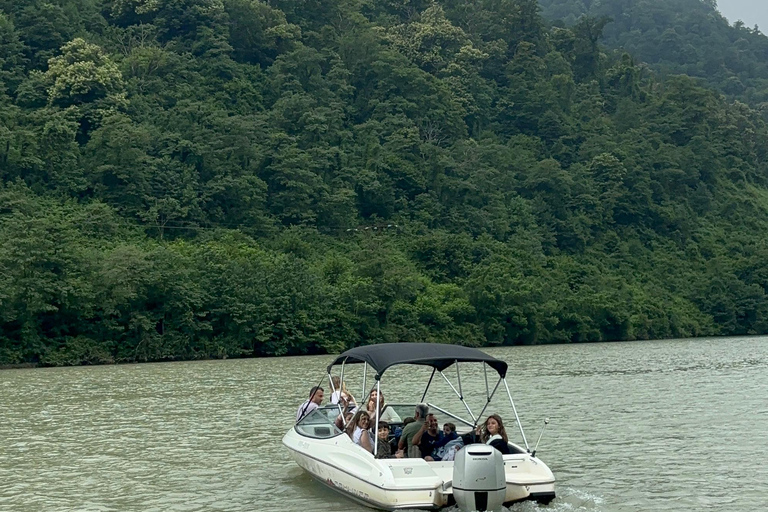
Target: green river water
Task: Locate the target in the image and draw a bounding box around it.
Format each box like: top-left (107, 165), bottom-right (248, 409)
top-left (1, 336), bottom-right (766, 512)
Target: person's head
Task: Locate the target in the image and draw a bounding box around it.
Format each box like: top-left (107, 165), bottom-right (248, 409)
top-left (377, 421), bottom-right (390, 440)
top-left (309, 386), bottom-right (324, 404)
top-left (425, 414), bottom-right (438, 433)
top-left (350, 410), bottom-right (371, 431)
top-left (443, 423), bottom-right (456, 436)
top-left (366, 391), bottom-right (385, 416)
top-left (331, 376), bottom-right (341, 390)
top-left (402, 417), bottom-right (415, 426)
top-left (484, 414), bottom-right (508, 443)
top-left (367, 388), bottom-right (385, 408)
top-left (414, 403), bottom-right (429, 420)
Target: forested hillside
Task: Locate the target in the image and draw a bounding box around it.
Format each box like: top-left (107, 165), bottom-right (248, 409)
top-left (2, 0), bottom-right (768, 367)
top-left (538, 0), bottom-right (768, 116)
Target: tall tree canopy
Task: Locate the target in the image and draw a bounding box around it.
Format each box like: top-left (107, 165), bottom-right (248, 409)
top-left (1, 0), bottom-right (768, 366)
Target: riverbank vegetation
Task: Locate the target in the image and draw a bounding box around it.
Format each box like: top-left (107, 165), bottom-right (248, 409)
top-left (2, 0), bottom-right (768, 366)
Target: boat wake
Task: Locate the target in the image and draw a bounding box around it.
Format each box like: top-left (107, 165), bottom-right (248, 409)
top-left (511, 487), bottom-right (604, 512)
top-left (428, 487), bottom-right (604, 512)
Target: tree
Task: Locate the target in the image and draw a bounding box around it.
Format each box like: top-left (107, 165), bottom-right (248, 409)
top-left (44, 38), bottom-right (127, 140)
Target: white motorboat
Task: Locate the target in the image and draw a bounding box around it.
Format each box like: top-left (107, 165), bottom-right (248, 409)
top-left (282, 343), bottom-right (556, 511)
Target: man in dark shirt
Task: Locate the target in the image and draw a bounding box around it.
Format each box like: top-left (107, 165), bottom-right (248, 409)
top-left (413, 413), bottom-right (444, 459)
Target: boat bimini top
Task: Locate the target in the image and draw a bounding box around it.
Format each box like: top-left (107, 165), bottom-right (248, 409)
top-left (323, 342), bottom-right (533, 457)
top-left (327, 342), bottom-right (508, 378)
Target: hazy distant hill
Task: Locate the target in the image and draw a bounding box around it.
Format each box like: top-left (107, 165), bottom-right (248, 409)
top-left (538, 0), bottom-right (768, 116)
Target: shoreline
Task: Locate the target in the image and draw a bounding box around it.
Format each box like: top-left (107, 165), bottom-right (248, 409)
top-left (1, 334), bottom-right (759, 370)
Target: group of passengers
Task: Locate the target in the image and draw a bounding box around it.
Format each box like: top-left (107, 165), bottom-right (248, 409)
top-left (339, 384), bottom-right (402, 457)
top-left (408, 412), bottom-right (459, 460)
top-left (397, 404), bottom-right (511, 460)
top-left (297, 383), bottom-right (511, 459)
top-left (326, 377), bottom-right (401, 423)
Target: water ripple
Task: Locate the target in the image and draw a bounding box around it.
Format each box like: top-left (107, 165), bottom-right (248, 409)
top-left (1, 336), bottom-right (767, 511)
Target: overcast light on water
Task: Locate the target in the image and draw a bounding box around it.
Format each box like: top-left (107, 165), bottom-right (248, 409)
top-left (1, 336), bottom-right (767, 512)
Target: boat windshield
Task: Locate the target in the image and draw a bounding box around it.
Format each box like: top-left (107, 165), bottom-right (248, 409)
top-left (295, 406), bottom-right (344, 439)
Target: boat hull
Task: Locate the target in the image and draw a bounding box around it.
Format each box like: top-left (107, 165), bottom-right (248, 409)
top-left (283, 428), bottom-right (555, 511)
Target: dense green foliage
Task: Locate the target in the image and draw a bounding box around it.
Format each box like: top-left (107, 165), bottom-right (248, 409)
top-left (2, 0), bottom-right (768, 366)
top-left (538, 0), bottom-right (768, 116)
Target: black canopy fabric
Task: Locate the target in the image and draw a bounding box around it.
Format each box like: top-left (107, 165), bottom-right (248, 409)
top-left (327, 343), bottom-right (507, 378)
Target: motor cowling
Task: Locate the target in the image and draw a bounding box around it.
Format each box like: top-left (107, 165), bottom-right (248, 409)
top-left (452, 443), bottom-right (506, 512)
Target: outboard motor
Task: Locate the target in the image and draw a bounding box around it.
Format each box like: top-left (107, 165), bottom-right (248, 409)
top-left (452, 444), bottom-right (506, 512)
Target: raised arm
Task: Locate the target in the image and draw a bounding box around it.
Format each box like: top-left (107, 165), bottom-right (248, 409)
top-left (411, 421), bottom-right (428, 445)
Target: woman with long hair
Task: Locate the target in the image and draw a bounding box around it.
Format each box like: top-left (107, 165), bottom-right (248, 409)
top-left (335, 410), bottom-right (355, 434)
top-left (479, 414), bottom-right (510, 455)
top-left (366, 389), bottom-right (382, 416)
top-left (330, 376), bottom-right (356, 410)
top-left (347, 410), bottom-right (374, 453)
top-left (366, 388), bottom-right (401, 423)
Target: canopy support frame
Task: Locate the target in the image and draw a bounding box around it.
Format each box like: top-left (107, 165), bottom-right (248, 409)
top-left (373, 380), bottom-right (381, 456)
top-left (504, 378), bottom-right (529, 451)
top-left (439, 370), bottom-right (476, 424)
top-left (474, 374), bottom-right (503, 423)
top-left (421, 367), bottom-right (436, 403)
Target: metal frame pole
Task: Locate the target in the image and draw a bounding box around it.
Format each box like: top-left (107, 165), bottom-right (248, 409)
top-left (503, 378), bottom-right (529, 451)
top-left (361, 363), bottom-right (367, 405)
top-left (427, 403), bottom-right (475, 428)
top-left (421, 368), bottom-right (436, 403)
top-left (373, 380), bottom-right (381, 456)
top-left (439, 371), bottom-right (476, 424)
top-left (474, 376), bottom-right (503, 422)
top-left (455, 361), bottom-right (463, 399)
top-left (328, 372), bottom-right (344, 421)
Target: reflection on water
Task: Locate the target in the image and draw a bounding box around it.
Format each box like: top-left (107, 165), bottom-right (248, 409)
top-left (1, 336), bottom-right (767, 512)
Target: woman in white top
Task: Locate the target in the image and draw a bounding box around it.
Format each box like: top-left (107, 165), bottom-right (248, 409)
top-left (330, 376), bottom-right (356, 410)
top-left (348, 410), bottom-right (374, 453)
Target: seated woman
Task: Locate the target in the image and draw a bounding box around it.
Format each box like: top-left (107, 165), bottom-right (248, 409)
top-left (479, 414), bottom-right (511, 455)
top-left (335, 411), bottom-right (355, 434)
top-left (366, 389), bottom-right (401, 423)
top-left (445, 414), bottom-right (510, 461)
top-left (347, 410), bottom-right (374, 453)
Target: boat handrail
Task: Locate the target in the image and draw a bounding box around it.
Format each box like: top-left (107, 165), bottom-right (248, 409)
top-left (425, 403), bottom-right (474, 428)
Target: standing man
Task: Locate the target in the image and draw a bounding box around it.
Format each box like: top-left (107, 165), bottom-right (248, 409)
top-left (397, 403), bottom-right (429, 457)
top-left (296, 386), bottom-right (324, 422)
